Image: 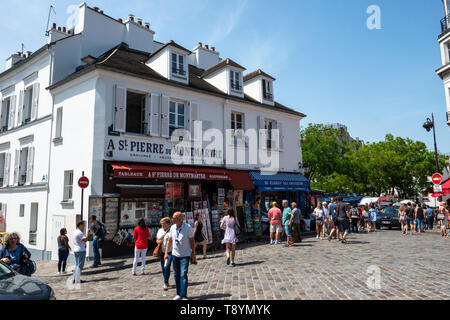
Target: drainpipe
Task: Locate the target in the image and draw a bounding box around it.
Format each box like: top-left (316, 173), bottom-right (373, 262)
top-left (43, 46), bottom-right (55, 260)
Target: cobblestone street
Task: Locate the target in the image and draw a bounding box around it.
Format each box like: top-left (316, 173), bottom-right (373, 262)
top-left (35, 229), bottom-right (450, 300)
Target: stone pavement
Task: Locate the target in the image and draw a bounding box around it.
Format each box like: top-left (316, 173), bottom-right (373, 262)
top-left (34, 229), bottom-right (450, 300)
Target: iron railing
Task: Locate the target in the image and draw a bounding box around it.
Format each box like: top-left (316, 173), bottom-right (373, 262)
top-left (264, 92), bottom-right (273, 101)
top-left (447, 111), bottom-right (450, 123)
top-left (231, 82), bottom-right (242, 91)
top-left (441, 14), bottom-right (450, 33)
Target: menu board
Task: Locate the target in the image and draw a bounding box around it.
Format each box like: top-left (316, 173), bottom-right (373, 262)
top-left (104, 198), bottom-right (119, 240)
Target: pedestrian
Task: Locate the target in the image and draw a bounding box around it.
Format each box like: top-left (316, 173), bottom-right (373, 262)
top-left (221, 208), bottom-right (240, 265)
top-left (415, 204), bottom-right (425, 233)
top-left (362, 205), bottom-right (370, 232)
top-left (369, 204), bottom-right (377, 232)
top-left (89, 215), bottom-right (108, 268)
top-left (349, 205), bottom-right (359, 233)
top-left (405, 203), bottom-right (415, 235)
top-left (438, 202), bottom-right (449, 237)
top-left (334, 196), bottom-right (350, 243)
top-left (322, 202), bottom-right (329, 237)
top-left (291, 202), bottom-right (303, 243)
top-left (193, 212), bottom-right (207, 260)
top-left (157, 217), bottom-right (172, 291)
top-left (282, 200), bottom-right (294, 247)
top-left (165, 211), bottom-right (196, 300)
top-left (57, 228), bottom-right (70, 274)
top-left (268, 202), bottom-right (283, 244)
top-left (313, 202), bottom-right (324, 239)
top-left (398, 205), bottom-right (407, 235)
top-left (0, 232), bottom-right (32, 276)
top-left (73, 221), bottom-right (90, 284)
top-left (218, 212), bottom-right (226, 250)
top-left (425, 205), bottom-right (434, 231)
top-left (132, 218), bottom-right (150, 276)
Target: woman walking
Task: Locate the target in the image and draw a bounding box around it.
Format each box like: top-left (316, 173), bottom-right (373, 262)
top-left (0, 232), bottom-right (32, 276)
top-left (220, 208), bottom-right (240, 266)
top-left (193, 212), bottom-right (207, 260)
top-left (156, 217), bottom-right (172, 290)
top-left (439, 202), bottom-right (449, 237)
top-left (398, 205), bottom-right (407, 235)
top-left (313, 202), bottom-right (325, 239)
top-left (132, 219), bottom-right (150, 276)
top-left (362, 205), bottom-right (370, 232)
top-left (57, 228), bottom-right (70, 274)
top-left (350, 206), bottom-right (359, 233)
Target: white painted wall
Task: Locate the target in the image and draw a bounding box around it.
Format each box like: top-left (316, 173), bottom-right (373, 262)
top-left (244, 77), bottom-right (262, 102)
top-left (204, 69), bottom-right (228, 94)
top-left (189, 46), bottom-right (220, 70)
top-left (147, 50), bottom-right (169, 79)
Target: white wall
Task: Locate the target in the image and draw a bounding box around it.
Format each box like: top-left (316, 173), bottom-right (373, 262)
top-left (244, 77), bottom-right (262, 103)
top-left (204, 69), bottom-right (228, 94)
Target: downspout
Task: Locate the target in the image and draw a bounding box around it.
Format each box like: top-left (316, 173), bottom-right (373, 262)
top-left (43, 46), bottom-right (55, 259)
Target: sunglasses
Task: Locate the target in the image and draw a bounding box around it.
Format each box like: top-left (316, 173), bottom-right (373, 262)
top-left (9, 238), bottom-right (17, 240)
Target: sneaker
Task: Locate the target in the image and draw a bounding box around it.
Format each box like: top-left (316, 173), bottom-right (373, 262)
top-left (227, 257), bottom-right (230, 265)
top-left (132, 273), bottom-right (137, 276)
top-left (89, 264), bottom-right (99, 269)
top-left (62, 271), bottom-right (68, 274)
top-left (181, 297), bottom-right (189, 300)
top-left (141, 272), bottom-right (145, 276)
top-left (231, 262), bottom-right (236, 267)
top-left (173, 295), bottom-right (181, 300)
top-left (316, 235), bottom-right (319, 239)
top-left (270, 240), bottom-right (274, 245)
top-left (290, 241), bottom-right (295, 245)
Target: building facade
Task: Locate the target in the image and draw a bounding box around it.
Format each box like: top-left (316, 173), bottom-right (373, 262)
top-left (0, 3), bottom-right (308, 260)
top-left (436, 0), bottom-right (450, 127)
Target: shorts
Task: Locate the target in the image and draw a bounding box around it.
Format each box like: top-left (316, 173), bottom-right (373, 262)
top-left (270, 224), bottom-right (283, 233)
top-left (337, 217), bottom-right (350, 234)
top-left (406, 217), bottom-right (414, 226)
top-left (284, 225), bottom-right (292, 236)
top-left (316, 218), bottom-right (324, 226)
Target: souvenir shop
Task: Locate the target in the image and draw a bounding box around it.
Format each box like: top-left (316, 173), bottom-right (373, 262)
top-left (90, 161), bottom-right (255, 258)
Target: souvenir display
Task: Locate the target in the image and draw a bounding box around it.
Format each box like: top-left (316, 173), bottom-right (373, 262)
top-left (244, 202), bottom-right (253, 233)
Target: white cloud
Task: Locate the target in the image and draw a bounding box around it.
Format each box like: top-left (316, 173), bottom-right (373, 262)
top-left (207, 0), bottom-right (248, 44)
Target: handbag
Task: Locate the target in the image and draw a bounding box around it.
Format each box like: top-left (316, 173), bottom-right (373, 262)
top-left (153, 229), bottom-right (169, 258)
top-left (233, 218), bottom-right (241, 236)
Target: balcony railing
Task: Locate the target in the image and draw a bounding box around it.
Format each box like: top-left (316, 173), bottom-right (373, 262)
top-left (231, 83), bottom-right (242, 91)
top-left (441, 14), bottom-right (450, 34)
top-left (447, 111), bottom-right (450, 124)
top-left (172, 68), bottom-right (186, 76)
top-left (263, 92), bottom-right (273, 101)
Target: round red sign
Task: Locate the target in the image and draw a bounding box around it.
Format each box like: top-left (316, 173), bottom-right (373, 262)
top-left (78, 176), bottom-right (90, 189)
top-left (432, 173), bottom-right (443, 185)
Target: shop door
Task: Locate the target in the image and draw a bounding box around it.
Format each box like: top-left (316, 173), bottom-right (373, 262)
top-left (51, 216), bottom-right (65, 261)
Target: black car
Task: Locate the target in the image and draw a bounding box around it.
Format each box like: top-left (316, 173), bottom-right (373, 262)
top-left (376, 206), bottom-right (401, 230)
top-left (0, 261), bottom-right (55, 300)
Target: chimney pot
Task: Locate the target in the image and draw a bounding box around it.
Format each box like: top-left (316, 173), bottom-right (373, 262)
top-left (145, 22), bottom-right (150, 29)
top-left (100, 10), bottom-right (103, 14)
top-left (17, 52), bottom-right (21, 57)
top-left (198, 42), bottom-right (203, 47)
top-left (93, 7), bottom-right (99, 11)
top-left (27, 51), bottom-right (32, 56)
top-left (68, 30), bottom-right (72, 34)
top-left (58, 26), bottom-right (61, 31)
top-left (129, 14), bottom-right (135, 22)
top-left (212, 47), bottom-right (215, 52)
top-left (205, 45), bottom-right (209, 49)
top-left (63, 27), bottom-right (66, 33)
top-left (138, 18), bottom-right (143, 25)
top-left (118, 18), bottom-right (123, 23)
top-left (52, 23), bottom-right (56, 29)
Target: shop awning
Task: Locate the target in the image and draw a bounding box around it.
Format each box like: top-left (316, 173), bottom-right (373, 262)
top-left (111, 163), bottom-right (231, 180)
top-left (428, 178), bottom-right (450, 196)
top-left (249, 171), bottom-right (310, 191)
top-left (228, 171), bottom-right (254, 191)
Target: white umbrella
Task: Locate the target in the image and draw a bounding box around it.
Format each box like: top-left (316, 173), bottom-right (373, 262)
top-left (400, 200), bottom-right (415, 205)
top-left (359, 197), bottom-right (373, 206)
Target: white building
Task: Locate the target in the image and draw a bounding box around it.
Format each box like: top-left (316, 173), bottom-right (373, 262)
top-left (0, 3), bottom-right (308, 260)
top-left (436, 0), bottom-right (450, 127)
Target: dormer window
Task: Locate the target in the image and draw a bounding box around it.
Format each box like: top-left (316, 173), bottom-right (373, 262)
top-left (230, 71), bottom-right (242, 92)
top-left (171, 53), bottom-right (186, 77)
top-left (262, 79), bottom-right (273, 101)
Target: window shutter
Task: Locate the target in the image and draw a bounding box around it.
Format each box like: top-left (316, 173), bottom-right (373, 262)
top-left (4, 153), bottom-right (10, 187)
top-left (271, 121), bottom-right (279, 151)
top-left (144, 94), bottom-right (151, 135)
top-left (150, 93), bottom-right (161, 136)
top-left (160, 95), bottom-right (170, 138)
top-left (257, 116), bottom-right (267, 150)
top-left (26, 146), bottom-right (34, 185)
top-left (278, 122), bottom-right (284, 150)
top-left (8, 95), bottom-right (16, 130)
top-left (0, 101), bottom-right (5, 129)
top-left (224, 109), bottom-right (232, 145)
top-left (189, 102), bottom-right (198, 139)
top-left (114, 85), bottom-right (126, 132)
top-left (17, 90), bottom-right (24, 127)
top-left (262, 79), bottom-right (267, 99)
top-left (13, 149), bottom-right (20, 186)
top-left (31, 83), bottom-right (40, 120)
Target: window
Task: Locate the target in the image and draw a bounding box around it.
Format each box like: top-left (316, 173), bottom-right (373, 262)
top-left (29, 203), bottom-right (38, 245)
top-left (171, 53), bottom-right (186, 77)
top-left (231, 112), bottom-right (245, 145)
top-left (169, 101), bottom-right (185, 136)
top-left (0, 153), bottom-right (5, 186)
top-left (230, 71), bottom-right (242, 91)
top-left (63, 170), bottom-right (73, 201)
top-left (18, 147), bottom-right (29, 186)
top-left (264, 119), bottom-right (277, 149)
top-left (0, 98), bottom-right (10, 132)
top-left (19, 204), bottom-right (24, 217)
top-left (55, 107), bottom-right (63, 139)
top-left (262, 79), bottom-right (273, 101)
top-left (23, 86), bottom-right (33, 123)
top-left (126, 91), bottom-right (147, 134)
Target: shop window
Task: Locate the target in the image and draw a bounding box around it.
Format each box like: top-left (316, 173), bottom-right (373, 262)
top-left (19, 204), bottom-right (25, 217)
top-left (126, 91), bottom-right (147, 134)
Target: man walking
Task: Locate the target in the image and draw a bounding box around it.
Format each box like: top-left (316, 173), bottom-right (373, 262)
top-left (406, 203), bottom-right (415, 235)
top-left (89, 215), bottom-right (108, 268)
top-left (165, 211), bottom-right (196, 300)
top-left (425, 205), bottom-right (434, 231)
top-left (73, 221), bottom-right (90, 284)
top-left (291, 202), bottom-right (302, 243)
top-left (334, 196), bottom-right (350, 243)
top-left (268, 202), bottom-right (283, 244)
top-left (282, 200), bottom-right (294, 247)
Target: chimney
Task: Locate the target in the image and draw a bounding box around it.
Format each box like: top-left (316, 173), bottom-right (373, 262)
top-left (129, 14), bottom-right (135, 22)
top-left (198, 42), bottom-right (203, 48)
top-left (93, 7), bottom-right (99, 12)
top-left (52, 23), bottom-right (56, 29)
top-left (100, 10), bottom-right (104, 14)
top-left (63, 27), bottom-right (66, 33)
top-left (6, 53), bottom-right (24, 70)
top-left (27, 51), bottom-right (32, 57)
top-left (145, 22), bottom-right (150, 29)
top-left (58, 26), bottom-right (61, 31)
top-left (17, 52), bottom-right (21, 57)
top-left (137, 18), bottom-right (143, 25)
top-left (211, 47), bottom-right (215, 52)
top-left (118, 18), bottom-right (123, 23)
top-left (205, 44), bottom-right (209, 50)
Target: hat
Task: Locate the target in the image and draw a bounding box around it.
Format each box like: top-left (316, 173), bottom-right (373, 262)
top-left (272, 202), bottom-right (277, 206)
top-left (322, 202), bottom-right (327, 205)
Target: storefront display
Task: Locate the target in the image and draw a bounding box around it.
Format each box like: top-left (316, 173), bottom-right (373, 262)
top-left (89, 197), bottom-right (103, 221)
top-left (189, 184), bottom-right (201, 197)
top-left (104, 198), bottom-right (119, 240)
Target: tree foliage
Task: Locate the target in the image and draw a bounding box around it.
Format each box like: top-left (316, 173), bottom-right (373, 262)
top-left (301, 124), bottom-right (447, 197)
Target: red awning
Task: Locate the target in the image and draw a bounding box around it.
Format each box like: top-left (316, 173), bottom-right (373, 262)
top-left (111, 163), bottom-right (230, 180)
top-left (228, 170), bottom-right (254, 191)
top-left (429, 178), bottom-right (450, 197)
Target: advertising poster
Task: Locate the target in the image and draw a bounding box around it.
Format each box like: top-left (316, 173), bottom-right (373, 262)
top-left (104, 198), bottom-right (119, 240)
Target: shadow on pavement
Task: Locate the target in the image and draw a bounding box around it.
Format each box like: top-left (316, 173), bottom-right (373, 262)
top-left (191, 293), bottom-right (232, 300)
top-left (189, 281), bottom-right (208, 287)
top-left (234, 260), bottom-right (264, 267)
top-left (83, 277), bottom-right (119, 284)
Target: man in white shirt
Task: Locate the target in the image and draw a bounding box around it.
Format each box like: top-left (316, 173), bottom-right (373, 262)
top-left (73, 221), bottom-right (90, 283)
top-left (165, 211), bottom-right (196, 300)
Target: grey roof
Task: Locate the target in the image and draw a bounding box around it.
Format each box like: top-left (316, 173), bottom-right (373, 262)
top-left (201, 58), bottom-right (246, 78)
top-left (244, 69), bottom-right (276, 82)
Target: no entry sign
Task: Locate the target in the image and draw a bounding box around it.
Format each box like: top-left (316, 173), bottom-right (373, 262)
top-left (78, 176), bottom-right (90, 189)
top-left (432, 173), bottom-right (443, 185)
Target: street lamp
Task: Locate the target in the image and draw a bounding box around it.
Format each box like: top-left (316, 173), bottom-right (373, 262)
top-left (423, 113), bottom-right (440, 173)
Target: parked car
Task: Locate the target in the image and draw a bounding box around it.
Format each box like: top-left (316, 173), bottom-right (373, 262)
top-left (376, 206), bottom-right (401, 230)
top-left (0, 261), bottom-right (55, 300)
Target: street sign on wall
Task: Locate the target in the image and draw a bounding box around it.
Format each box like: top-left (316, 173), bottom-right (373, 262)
top-left (434, 184), bottom-right (443, 192)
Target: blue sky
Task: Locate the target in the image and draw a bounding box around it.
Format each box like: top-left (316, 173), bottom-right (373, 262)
top-left (1, 0), bottom-right (450, 153)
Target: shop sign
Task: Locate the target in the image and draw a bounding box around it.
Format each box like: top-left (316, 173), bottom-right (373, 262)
top-left (114, 169), bottom-right (230, 180)
top-left (253, 180), bottom-right (308, 187)
top-left (106, 136), bottom-right (223, 165)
